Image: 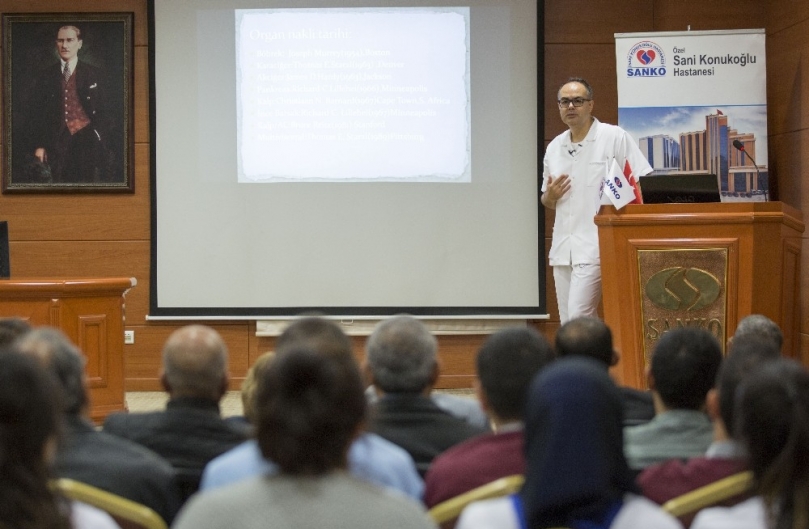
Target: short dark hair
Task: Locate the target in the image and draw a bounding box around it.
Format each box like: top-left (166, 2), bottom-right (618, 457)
top-left (651, 328), bottom-right (722, 410)
top-left (554, 317), bottom-right (613, 367)
top-left (717, 336), bottom-right (781, 434)
top-left (736, 359), bottom-right (809, 528)
top-left (255, 346), bottom-right (366, 475)
top-left (276, 316), bottom-right (354, 363)
top-left (477, 327), bottom-right (555, 421)
top-left (733, 314), bottom-right (783, 351)
top-left (366, 315), bottom-right (437, 393)
top-left (558, 77), bottom-right (593, 100)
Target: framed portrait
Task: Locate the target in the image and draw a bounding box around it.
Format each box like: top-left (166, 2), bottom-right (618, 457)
top-left (2, 13), bottom-right (134, 193)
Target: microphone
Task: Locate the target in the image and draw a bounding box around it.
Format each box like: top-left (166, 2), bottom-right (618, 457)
top-left (732, 139), bottom-right (767, 201)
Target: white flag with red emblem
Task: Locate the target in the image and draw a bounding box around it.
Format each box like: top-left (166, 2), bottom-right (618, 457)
top-left (601, 158), bottom-right (636, 209)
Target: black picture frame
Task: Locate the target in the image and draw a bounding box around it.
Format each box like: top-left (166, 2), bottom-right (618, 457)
top-left (2, 12), bottom-right (134, 193)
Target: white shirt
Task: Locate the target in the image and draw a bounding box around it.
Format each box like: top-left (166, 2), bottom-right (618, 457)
top-left (691, 496), bottom-right (766, 529)
top-left (60, 57), bottom-right (79, 77)
top-left (542, 118), bottom-right (652, 266)
top-left (70, 501), bottom-right (121, 529)
top-left (456, 493), bottom-right (682, 529)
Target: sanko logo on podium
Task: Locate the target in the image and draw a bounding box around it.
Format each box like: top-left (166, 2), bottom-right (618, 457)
top-left (645, 267), bottom-right (721, 311)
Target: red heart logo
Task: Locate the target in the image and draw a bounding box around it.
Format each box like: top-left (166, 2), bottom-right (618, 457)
top-left (636, 49), bottom-right (656, 65)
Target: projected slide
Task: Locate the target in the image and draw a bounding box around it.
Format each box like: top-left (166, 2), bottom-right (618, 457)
top-left (235, 8), bottom-right (470, 183)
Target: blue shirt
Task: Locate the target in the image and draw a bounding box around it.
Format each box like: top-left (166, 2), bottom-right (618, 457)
top-left (199, 433), bottom-right (424, 500)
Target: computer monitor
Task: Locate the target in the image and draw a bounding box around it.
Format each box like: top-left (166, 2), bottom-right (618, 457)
top-left (639, 173), bottom-right (721, 204)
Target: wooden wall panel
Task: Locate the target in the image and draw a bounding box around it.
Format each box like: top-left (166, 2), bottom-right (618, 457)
top-left (651, 1), bottom-right (765, 32)
top-left (544, 0), bottom-right (652, 43)
top-left (0, 0), bottom-right (147, 26)
top-left (769, 129), bottom-right (807, 212)
top-left (767, 0), bottom-right (809, 34)
top-left (766, 20), bottom-right (809, 137)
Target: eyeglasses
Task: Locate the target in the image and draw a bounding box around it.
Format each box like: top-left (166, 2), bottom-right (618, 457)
top-left (558, 98), bottom-right (591, 108)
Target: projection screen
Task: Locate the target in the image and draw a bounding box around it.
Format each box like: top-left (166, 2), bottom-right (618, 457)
top-left (148, 0), bottom-right (545, 318)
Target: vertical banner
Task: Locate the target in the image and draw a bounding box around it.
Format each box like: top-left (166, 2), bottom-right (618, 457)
top-left (615, 29), bottom-right (767, 201)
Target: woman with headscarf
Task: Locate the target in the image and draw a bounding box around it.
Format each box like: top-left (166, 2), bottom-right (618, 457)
top-left (457, 356), bottom-right (681, 529)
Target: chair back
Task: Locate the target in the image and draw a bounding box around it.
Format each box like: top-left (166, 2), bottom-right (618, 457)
top-left (52, 478), bottom-right (169, 529)
top-left (428, 474), bottom-right (525, 525)
top-left (661, 470), bottom-right (754, 518)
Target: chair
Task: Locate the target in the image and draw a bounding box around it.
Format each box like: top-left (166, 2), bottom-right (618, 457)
top-left (52, 478), bottom-right (168, 529)
top-left (428, 474), bottom-right (525, 525)
top-left (661, 470), bottom-right (754, 518)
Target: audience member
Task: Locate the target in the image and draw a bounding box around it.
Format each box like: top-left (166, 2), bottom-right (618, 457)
top-left (624, 328), bottom-right (722, 470)
top-left (15, 327), bottom-right (181, 523)
top-left (0, 316), bottom-right (31, 346)
top-left (728, 314), bottom-right (783, 351)
top-left (200, 317), bottom-right (423, 499)
top-left (103, 325), bottom-right (248, 500)
top-left (366, 386), bottom-right (489, 430)
top-left (639, 335), bottom-right (780, 526)
top-left (0, 347), bottom-right (118, 529)
top-left (222, 350), bottom-right (274, 430)
top-left (554, 316), bottom-right (655, 426)
top-left (456, 357), bottom-right (681, 529)
top-left (365, 315), bottom-right (489, 475)
top-left (692, 359), bottom-right (809, 529)
top-left (423, 326), bottom-right (555, 508)
top-left (174, 347), bottom-right (437, 529)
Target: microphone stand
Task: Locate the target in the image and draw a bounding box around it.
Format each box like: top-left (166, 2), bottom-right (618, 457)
top-left (733, 141), bottom-right (768, 201)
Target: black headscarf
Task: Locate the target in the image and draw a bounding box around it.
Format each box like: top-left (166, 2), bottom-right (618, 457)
top-left (519, 357), bottom-right (639, 529)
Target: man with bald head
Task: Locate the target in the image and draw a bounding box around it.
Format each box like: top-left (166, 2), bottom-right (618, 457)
top-left (554, 317), bottom-right (654, 427)
top-left (104, 325), bottom-right (248, 500)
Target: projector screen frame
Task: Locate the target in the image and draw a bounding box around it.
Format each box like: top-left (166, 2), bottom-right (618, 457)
top-left (147, 0), bottom-right (546, 319)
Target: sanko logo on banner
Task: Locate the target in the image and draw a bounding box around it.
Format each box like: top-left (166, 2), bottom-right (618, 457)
top-left (626, 41), bottom-right (667, 77)
top-left (615, 29), bottom-right (767, 202)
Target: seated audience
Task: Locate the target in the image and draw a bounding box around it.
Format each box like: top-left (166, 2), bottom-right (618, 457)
top-left (639, 335), bottom-right (780, 526)
top-left (200, 317), bottom-right (423, 499)
top-left (691, 359), bottom-right (809, 529)
top-left (554, 316), bottom-right (655, 426)
top-left (15, 327), bottom-right (182, 523)
top-left (456, 357), bottom-right (681, 529)
top-left (624, 328), bottom-right (722, 470)
top-left (365, 315), bottom-right (489, 475)
top-left (103, 325), bottom-right (248, 500)
top-left (173, 346), bottom-right (437, 529)
top-left (0, 347), bottom-right (118, 529)
top-left (423, 326), bottom-right (555, 508)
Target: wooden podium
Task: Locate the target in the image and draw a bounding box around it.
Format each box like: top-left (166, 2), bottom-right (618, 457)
top-left (595, 202), bottom-right (803, 389)
top-left (0, 277), bottom-right (136, 422)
